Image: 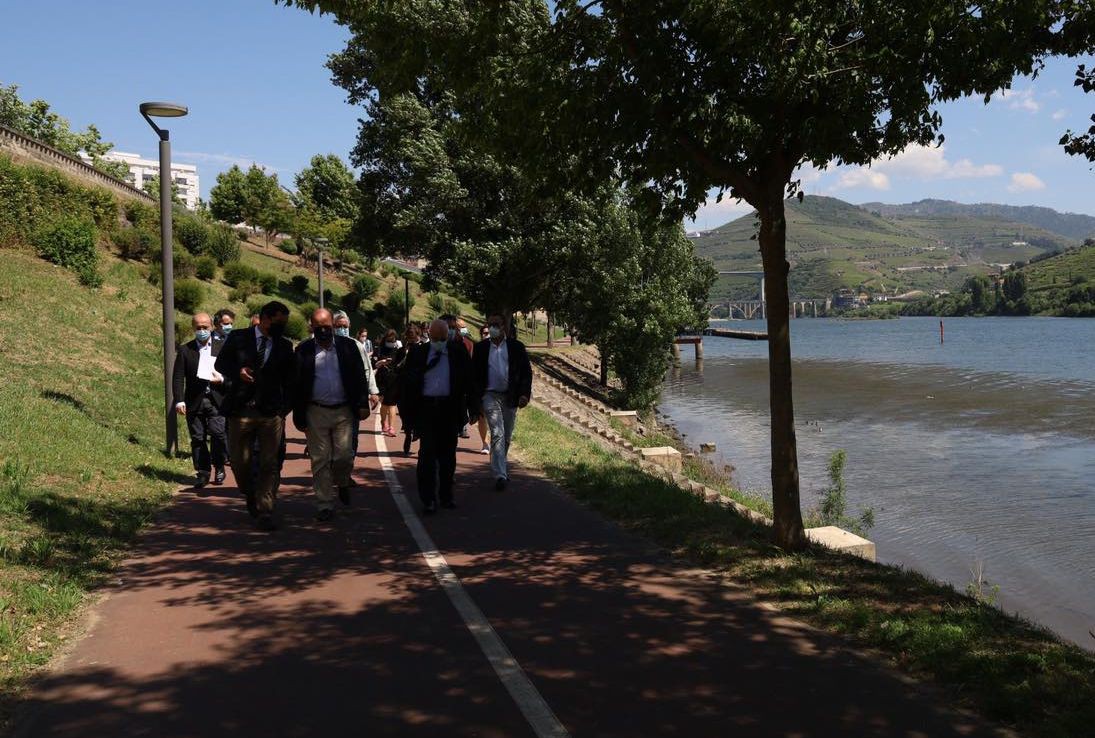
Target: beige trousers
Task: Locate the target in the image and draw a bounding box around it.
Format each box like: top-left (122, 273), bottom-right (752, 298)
top-left (304, 404), bottom-right (355, 510)
top-left (227, 414), bottom-right (284, 515)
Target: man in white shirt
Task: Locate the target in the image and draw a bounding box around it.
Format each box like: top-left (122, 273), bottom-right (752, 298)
top-left (333, 310), bottom-right (381, 456)
top-left (472, 314), bottom-right (533, 491)
top-left (172, 313), bottom-right (227, 488)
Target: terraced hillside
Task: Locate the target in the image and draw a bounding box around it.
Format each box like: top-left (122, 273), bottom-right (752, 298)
top-left (695, 195), bottom-right (1081, 300)
top-left (863, 199), bottom-right (1095, 242)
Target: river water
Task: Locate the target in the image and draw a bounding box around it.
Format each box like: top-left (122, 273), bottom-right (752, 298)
top-left (659, 316), bottom-right (1095, 648)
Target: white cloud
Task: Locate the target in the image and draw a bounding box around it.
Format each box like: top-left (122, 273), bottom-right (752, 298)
top-left (689, 195), bottom-right (754, 228)
top-left (1052, 108), bottom-right (1068, 121)
top-left (174, 150), bottom-right (280, 173)
top-left (828, 144), bottom-right (1001, 192)
top-left (1007, 172), bottom-right (1046, 192)
top-left (993, 87), bottom-right (1040, 113)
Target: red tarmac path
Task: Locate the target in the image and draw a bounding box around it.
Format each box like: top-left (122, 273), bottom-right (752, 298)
top-left (12, 416), bottom-right (1002, 737)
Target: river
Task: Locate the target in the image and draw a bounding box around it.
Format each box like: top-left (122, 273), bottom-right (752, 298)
top-left (659, 316), bottom-right (1095, 648)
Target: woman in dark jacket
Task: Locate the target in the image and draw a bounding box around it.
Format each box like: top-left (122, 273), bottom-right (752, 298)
top-left (373, 328), bottom-right (403, 436)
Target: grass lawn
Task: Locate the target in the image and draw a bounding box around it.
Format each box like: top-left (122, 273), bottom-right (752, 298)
top-left (0, 250), bottom-right (193, 723)
top-left (513, 405), bottom-right (1095, 738)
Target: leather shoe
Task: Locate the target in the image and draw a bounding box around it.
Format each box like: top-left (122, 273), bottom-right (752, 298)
top-left (315, 508), bottom-right (334, 522)
top-left (494, 477), bottom-right (507, 492)
top-left (338, 486), bottom-right (351, 506)
top-left (194, 472), bottom-right (209, 489)
top-left (213, 468), bottom-right (226, 486)
top-left (422, 501), bottom-right (438, 516)
top-left (257, 514), bottom-right (277, 532)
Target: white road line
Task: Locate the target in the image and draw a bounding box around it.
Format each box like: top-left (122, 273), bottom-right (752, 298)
top-left (373, 417), bottom-right (570, 738)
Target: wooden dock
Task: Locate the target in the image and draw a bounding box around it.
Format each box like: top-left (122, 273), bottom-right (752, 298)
top-left (704, 327), bottom-right (768, 341)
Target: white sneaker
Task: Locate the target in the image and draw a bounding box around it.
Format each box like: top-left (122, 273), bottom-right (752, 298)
top-left (479, 446), bottom-right (490, 454)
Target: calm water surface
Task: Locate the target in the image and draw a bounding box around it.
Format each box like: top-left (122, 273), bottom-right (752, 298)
top-left (660, 317), bottom-right (1095, 647)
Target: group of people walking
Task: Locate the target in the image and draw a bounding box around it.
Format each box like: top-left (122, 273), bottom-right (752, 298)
top-left (173, 301), bottom-right (532, 530)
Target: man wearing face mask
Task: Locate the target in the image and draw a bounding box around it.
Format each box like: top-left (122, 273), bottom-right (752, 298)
top-left (402, 318), bottom-right (477, 514)
top-left (215, 301), bottom-right (296, 531)
top-left (332, 310), bottom-right (380, 458)
top-left (212, 308), bottom-right (236, 343)
top-left (472, 314), bottom-right (533, 491)
top-left (294, 309), bottom-right (371, 521)
top-left (443, 315), bottom-right (476, 439)
top-left (173, 313), bottom-right (228, 488)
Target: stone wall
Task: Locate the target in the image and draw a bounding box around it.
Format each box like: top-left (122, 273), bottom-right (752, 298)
top-left (0, 124), bottom-right (154, 204)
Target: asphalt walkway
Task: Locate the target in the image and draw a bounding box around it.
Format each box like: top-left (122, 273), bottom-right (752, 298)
top-left (13, 415), bottom-right (1001, 737)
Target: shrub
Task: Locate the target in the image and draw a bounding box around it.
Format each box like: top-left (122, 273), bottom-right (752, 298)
top-left (427, 293), bottom-right (445, 314)
top-left (31, 215), bottom-right (101, 287)
top-left (223, 261), bottom-right (259, 287)
top-left (172, 249), bottom-right (196, 279)
top-left (341, 292), bottom-right (362, 312)
top-left (285, 313), bottom-right (309, 340)
top-left (298, 301), bottom-right (319, 320)
top-left (279, 238), bottom-right (299, 255)
top-left (236, 229), bottom-right (249, 241)
top-left (290, 274), bottom-right (310, 293)
top-left (208, 224), bottom-right (241, 265)
top-left (351, 273), bottom-right (381, 301)
top-left (385, 289), bottom-right (415, 325)
top-left (257, 272), bottom-right (278, 294)
top-left (341, 249), bottom-right (360, 267)
top-left (323, 288), bottom-right (334, 305)
top-left (123, 200), bottom-right (157, 227)
top-left (246, 296), bottom-right (268, 317)
top-left (195, 255), bottom-right (217, 281)
top-left (228, 284), bottom-right (260, 303)
top-left (174, 279), bottom-right (205, 313)
top-left (443, 298), bottom-right (462, 316)
top-left (175, 216), bottom-right (209, 255)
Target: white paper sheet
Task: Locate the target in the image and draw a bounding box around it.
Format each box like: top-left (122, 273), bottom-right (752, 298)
top-left (197, 352), bottom-right (217, 381)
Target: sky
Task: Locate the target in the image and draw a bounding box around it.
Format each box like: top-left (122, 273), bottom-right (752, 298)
top-left (2, 1), bottom-right (1093, 228)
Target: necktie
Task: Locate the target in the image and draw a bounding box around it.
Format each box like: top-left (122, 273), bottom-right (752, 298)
top-left (257, 336), bottom-right (269, 368)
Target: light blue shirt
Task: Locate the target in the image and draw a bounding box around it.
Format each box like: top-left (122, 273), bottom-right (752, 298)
top-left (487, 340), bottom-right (509, 392)
top-left (423, 345), bottom-right (450, 397)
top-left (312, 342), bottom-right (347, 405)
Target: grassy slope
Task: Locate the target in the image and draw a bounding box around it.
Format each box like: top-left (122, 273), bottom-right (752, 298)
top-left (1022, 244), bottom-right (1095, 291)
top-left (513, 405), bottom-right (1095, 738)
top-left (0, 249), bottom-right (192, 715)
top-left (697, 196), bottom-right (1073, 299)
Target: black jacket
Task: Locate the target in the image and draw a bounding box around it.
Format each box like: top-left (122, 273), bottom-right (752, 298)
top-left (472, 337), bottom-right (533, 409)
top-left (172, 338), bottom-right (226, 411)
top-left (292, 335), bottom-right (370, 430)
top-left (401, 339), bottom-right (476, 431)
top-left (214, 326), bottom-right (296, 418)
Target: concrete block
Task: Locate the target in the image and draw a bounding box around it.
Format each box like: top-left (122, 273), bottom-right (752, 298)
top-left (806, 526), bottom-right (876, 562)
top-left (639, 446), bottom-right (682, 472)
top-left (609, 410), bottom-right (639, 427)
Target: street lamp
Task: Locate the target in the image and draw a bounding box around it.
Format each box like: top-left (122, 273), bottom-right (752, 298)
top-left (315, 237), bottom-right (329, 308)
top-left (140, 101), bottom-right (188, 456)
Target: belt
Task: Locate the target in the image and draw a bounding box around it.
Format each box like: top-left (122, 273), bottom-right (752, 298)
top-left (311, 401), bottom-right (348, 409)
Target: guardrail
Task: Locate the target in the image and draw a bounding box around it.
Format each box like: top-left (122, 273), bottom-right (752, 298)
top-left (0, 124), bottom-right (154, 203)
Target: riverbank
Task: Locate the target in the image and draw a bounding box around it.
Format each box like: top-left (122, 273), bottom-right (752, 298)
top-left (513, 397), bottom-right (1095, 738)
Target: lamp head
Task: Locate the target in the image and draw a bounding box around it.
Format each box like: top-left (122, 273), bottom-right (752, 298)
top-left (139, 102), bottom-right (188, 118)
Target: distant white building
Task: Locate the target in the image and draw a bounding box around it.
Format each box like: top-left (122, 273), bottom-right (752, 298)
top-left (92, 151), bottom-right (200, 210)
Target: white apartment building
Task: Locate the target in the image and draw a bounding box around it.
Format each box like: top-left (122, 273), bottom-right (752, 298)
top-left (94, 151), bottom-right (200, 210)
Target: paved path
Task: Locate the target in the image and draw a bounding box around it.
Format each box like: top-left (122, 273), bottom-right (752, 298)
top-left (13, 415), bottom-right (1000, 738)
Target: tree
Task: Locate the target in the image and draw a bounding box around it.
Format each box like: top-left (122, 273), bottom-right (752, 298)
top-left (1060, 63), bottom-right (1095, 162)
top-left (142, 174), bottom-right (182, 205)
top-left (209, 165), bottom-right (248, 225)
top-left (295, 154), bottom-right (357, 221)
top-left (1003, 271), bottom-right (1028, 303)
top-left (283, 0), bottom-right (1091, 549)
top-left (964, 276), bottom-right (994, 314)
top-left (255, 186), bottom-right (296, 247)
top-left (242, 164), bottom-right (282, 233)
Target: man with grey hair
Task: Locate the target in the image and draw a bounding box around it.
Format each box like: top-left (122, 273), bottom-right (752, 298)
top-left (332, 310), bottom-right (380, 455)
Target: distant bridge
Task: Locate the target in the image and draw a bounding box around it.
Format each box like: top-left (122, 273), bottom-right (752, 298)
top-left (712, 271), bottom-right (827, 319)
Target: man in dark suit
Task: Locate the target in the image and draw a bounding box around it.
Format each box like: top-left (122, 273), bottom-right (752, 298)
top-left (214, 301), bottom-right (296, 531)
top-left (173, 312), bottom-right (228, 488)
top-left (402, 318), bottom-right (477, 514)
top-left (472, 314), bottom-right (533, 491)
top-left (293, 308), bottom-right (371, 521)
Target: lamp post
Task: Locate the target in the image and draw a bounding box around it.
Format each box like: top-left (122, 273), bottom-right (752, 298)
top-left (315, 237), bottom-right (329, 308)
top-left (404, 272), bottom-right (410, 328)
top-left (139, 101), bottom-right (188, 456)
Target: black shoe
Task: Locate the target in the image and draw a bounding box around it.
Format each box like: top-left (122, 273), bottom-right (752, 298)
top-left (494, 477), bottom-right (508, 492)
top-left (257, 514), bottom-right (277, 531)
top-left (213, 468), bottom-right (226, 486)
top-left (245, 492), bottom-right (258, 518)
top-left (441, 500), bottom-right (457, 510)
top-left (338, 486), bottom-right (351, 506)
top-left (403, 435), bottom-right (412, 455)
top-left (194, 472), bottom-right (209, 489)
top-left (459, 427), bottom-right (470, 438)
top-left (315, 508), bottom-right (334, 522)
top-left (422, 501), bottom-right (438, 516)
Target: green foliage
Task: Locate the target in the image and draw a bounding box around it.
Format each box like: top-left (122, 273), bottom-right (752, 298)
top-left (31, 215), bottom-right (101, 287)
top-left (279, 237), bottom-right (299, 255)
top-left (384, 289), bottom-right (414, 327)
top-left (350, 273), bottom-right (380, 301)
top-left (142, 174), bottom-right (182, 205)
top-left (816, 450), bottom-right (874, 536)
top-left (427, 292), bottom-right (445, 314)
top-left (1060, 63), bottom-right (1095, 163)
top-left (290, 274), bottom-right (310, 292)
top-left (228, 283), bottom-right (259, 303)
top-left (294, 153), bottom-right (357, 221)
top-left (285, 313), bottom-right (309, 340)
top-left (206, 224), bottom-right (241, 265)
top-left (175, 215), bottom-right (210, 254)
top-left (171, 249), bottom-right (196, 279)
top-left (194, 255), bottom-right (217, 281)
top-left (257, 272), bottom-right (278, 294)
top-left (173, 278), bottom-right (205, 313)
top-left (222, 261), bottom-right (259, 288)
top-left (208, 165), bottom-right (247, 224)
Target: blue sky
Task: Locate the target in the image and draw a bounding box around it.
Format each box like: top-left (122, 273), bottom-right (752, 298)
top-left (2, 1), bottom-right (1093, 228)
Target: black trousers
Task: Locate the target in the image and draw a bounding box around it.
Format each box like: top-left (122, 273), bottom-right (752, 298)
top-left (187, 410), bottom-right (227, 474)
top-left (415, 399), bottom-right (460, 506)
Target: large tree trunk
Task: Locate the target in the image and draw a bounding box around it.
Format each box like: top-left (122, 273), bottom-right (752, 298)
top-left (598, 346), bottom-right (609, 387)
top-left (757, 194), bottom-right (807, 551)
top-left (546, 312), bottom-right (555, 349)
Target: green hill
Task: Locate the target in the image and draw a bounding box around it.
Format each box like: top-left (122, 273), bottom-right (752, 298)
top-left (694, 195), bottom-right (1080, 300)
top-left (863, 199), bottom-right (1095, 242)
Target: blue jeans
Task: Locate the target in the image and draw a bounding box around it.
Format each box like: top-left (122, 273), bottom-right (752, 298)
top-left (483, 391), bottom-right (516, 480)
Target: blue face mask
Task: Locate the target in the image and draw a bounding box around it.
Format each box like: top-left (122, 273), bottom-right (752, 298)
top-left (335, 327), bottom-right (350, 337)
top-left (488, 326), bottom-right (503, 340)
top-left (221, 324), bottom-right (233, 334)
top-left (196, 329), bottom-right (211, 343)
